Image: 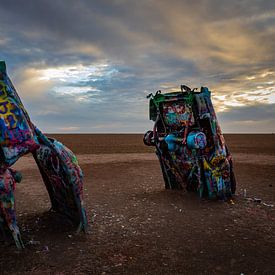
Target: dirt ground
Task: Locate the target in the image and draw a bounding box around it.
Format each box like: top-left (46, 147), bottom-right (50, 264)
top-left (0, 134), bottom-right (274, 274)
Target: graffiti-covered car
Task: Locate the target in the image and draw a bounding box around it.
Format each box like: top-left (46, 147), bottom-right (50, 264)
top-left (144, 85), bottom-right (236, 200)
top-left (0, 61), bottom-right (87, 249)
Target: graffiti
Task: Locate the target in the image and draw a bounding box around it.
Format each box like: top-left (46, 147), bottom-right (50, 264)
top-left (0, 81), bottom-right (26, 129)
top-left (0, 168), bottom-right (24, 248)
top-left (0, 78), bottom-right (37, 150)
top-left (163, 102), bottom-right (193, 127)
top-left (0, 61), bottom-right (87, 249)
top-left (144, 85), bottom-right (236, 200)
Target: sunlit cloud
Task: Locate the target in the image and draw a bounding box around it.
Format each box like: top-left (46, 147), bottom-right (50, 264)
top-left (38, 64), bottom-right (116, 83)
top-left (261, 71), bottom-right (274, 78)
top-left (246, 76), bottom-right (256, 80)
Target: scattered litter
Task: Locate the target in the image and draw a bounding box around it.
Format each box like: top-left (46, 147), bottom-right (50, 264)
top-left (262, 202), bottom-right (274, 208)
top-left (244, 196), bottom-right (274, 207)
top-left (253, 198), bottom-right (261, 203)
top-left (43, 246), bottom-right (49, 252)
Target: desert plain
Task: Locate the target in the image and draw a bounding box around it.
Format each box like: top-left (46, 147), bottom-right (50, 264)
top-left (0, 134), bottom-right (274, 274)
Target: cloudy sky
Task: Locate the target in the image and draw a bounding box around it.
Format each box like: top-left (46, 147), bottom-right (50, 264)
top-left (0, 0), bottom-right (274, 133)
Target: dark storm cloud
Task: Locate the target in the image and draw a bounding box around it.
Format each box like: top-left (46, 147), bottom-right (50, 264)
top-left (217, 104), bottom-right (275, 133)
top-left (0, 0), bottom-right (274, 132)
top-left (219, 104), bottom-right (275, 122)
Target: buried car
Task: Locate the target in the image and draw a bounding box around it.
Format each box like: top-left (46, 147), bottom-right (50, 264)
top-left (144, 85), bottom-right (236, 200)
top-left (0, 61), bottom-right (87, 249)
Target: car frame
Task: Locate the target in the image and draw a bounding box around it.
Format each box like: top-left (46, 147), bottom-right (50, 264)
top-left (144, 85), bottom-right (236, 200)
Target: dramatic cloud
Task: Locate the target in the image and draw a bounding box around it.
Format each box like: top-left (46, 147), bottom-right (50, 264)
top-left (0, 0), bottom-right (274, 132)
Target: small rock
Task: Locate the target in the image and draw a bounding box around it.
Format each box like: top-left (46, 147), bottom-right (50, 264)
top-left (43, 246), bottom-right (49, 252)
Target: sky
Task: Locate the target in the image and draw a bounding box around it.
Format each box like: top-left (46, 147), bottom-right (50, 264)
top-left (0, 0), bottom-right (274, 133)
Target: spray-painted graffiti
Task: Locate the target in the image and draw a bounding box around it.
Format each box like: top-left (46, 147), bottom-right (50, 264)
top-left (0, 61), bottom-right (88, 249)
top-left (144, 85), bottom-right (236, 200)
top-left (163, 102), bottom-right (193, 127)
top-left (0, 77), bottom-right (38, 151)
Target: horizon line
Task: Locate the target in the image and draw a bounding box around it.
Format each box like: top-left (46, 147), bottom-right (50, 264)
top-left (45, 132), bottom-right (275, 135)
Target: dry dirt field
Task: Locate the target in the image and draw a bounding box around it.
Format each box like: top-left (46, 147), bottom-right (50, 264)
top-left (0, 134), bottom-right (275, 274)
